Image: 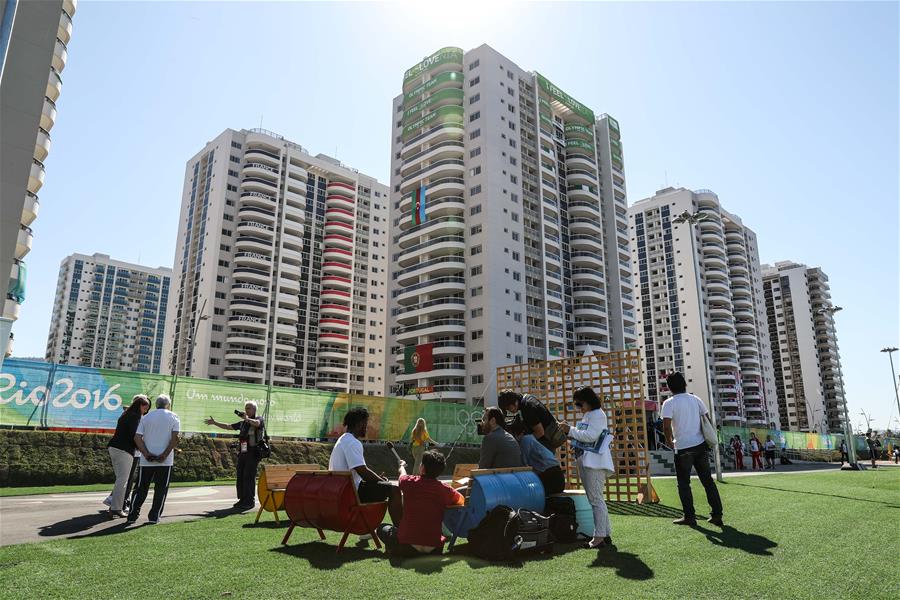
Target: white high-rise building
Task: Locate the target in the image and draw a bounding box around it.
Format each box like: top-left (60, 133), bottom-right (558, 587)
top-left (162, 128), bottom-right (389, 395)
top-left (761, 261), bottom-right (846, 433)
top-left (45, 253), bottom-right (171, 372)
top-left (388, 45), bottom-right (636, 405)
top-left (629, 188), bottom-right (778, 427)
top-left (0, 0), bottom-right (76, 362)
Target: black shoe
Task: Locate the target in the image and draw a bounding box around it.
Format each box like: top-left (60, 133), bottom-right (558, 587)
top-left (235, 502), bottom-right (255, 512)
top-left (673, 517), bottom-right (697, 526)
top-left (126, 515), bottom-right (139, 524)
top-left (707, 516), bottom-right (724, 527)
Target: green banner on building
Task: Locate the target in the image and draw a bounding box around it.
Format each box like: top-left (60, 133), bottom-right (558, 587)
top-left (404, 71), bottom-right (463, 106)
top-left (535, 72), bottom-right (595, 123)
top-left (403, 88), bottom-right (465, 125)
top-left (402, 105), bottom-right (464, 140)
top-left (404, 47), bottom-right (464, 85)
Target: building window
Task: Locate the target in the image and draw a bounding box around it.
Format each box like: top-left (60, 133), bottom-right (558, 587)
top-left (470, 185), bottom-right (482, 196)
top-left (470, 166), bottom-right (482, 177)
top-left (469, 111), bottom-right (481, 122)
top-left (470, 76), bottom-right (480, 87)
top-left (470, 204), bottom-right (482, 216)
top-left (471, 265), bottom-right (483, 276)
top-left (469, 129), bottom-right (481, 140)
top-left (471, 330), bottom-right (483, 340)
top-left (469, 93), bottom-right (480, 105)
top-left (471, 224), bottom-right (482, 235)
top-left (471, 307), bottom-right (483, 318)
top-left (470, 147), bottom-right (481, 158)
top-left (470, 245), bottom-right (482, 256)
top-left (471, 286), bottom-right (483, 297)
top-left (468, 59), bottom-right (479, 70)
top-left (471, 352), bottom-right (483, 362)
top-left (472, 374), bottom-right (484, 384)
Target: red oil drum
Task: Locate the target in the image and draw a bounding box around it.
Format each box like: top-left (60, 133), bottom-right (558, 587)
top-left (284, 472), bottom-right (387, 535)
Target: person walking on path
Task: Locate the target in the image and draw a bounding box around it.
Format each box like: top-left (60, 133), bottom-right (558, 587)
top-left (839, 439), bottom-right (849, 466)
top-left (128, 395), bottom-right (180, 524)
top-left (205, 401), bottom-right (267, 511)
top-left (749, 432), bottom-right (763, 470)
top-left (410, 418), bottom-right (436, 476)
top-left (105, 395), bottom-right (150, 517)
top-left (559, 387), bottom-right (615, 548)
top-left (764, 436), bottom-right (777, 470)
top-left (866, 432), bottom-right (881, 469)
top-left (660, 372), bottom-right (723, 527)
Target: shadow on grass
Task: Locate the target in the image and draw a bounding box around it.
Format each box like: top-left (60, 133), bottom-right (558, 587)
top-left (696, 524), bottom-right (777, 556)
top-left (38, 511), bottom-right (112, 538)
top-left (270, 540), bottom-right (386, 570)
top-left (589, 544), bottom-right (654, 580)
top-left (607, 501), bottom-right (683, 519)
top-left (726, 481), bottom-right (900, 508)
top-left (243, 520), bottom-right (290, 529)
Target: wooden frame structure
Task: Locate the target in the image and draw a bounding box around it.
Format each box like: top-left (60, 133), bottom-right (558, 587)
top-left (255, 463), bottom-right (321, 524)
top-left (496, 349), bottom-right (657, 503)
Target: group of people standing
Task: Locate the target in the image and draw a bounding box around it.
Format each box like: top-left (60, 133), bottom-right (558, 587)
top-left (729, 432), bottom-right (778, 470)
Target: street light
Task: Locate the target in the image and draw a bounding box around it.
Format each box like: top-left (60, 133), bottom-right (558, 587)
top-left (672, 210), bottom-right (724, 482)
top-left (880, 347), bottom-right (900, 419)
top-left (817, 305), bottom-right (858, 468)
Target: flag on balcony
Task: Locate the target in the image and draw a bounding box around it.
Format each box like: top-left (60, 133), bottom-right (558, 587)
top-left (411, 184), bottom-right (427, 226)
top-left (404, 343), bottom-right (434, 374)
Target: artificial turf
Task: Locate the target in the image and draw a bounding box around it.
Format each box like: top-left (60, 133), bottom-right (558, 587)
top-left (0, 470), bottom-right (896, 599)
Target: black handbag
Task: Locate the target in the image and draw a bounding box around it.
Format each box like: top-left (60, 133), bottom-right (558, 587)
top-left (257, 424), bottom-right (272, 459)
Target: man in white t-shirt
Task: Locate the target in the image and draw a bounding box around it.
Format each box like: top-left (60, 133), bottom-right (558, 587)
top-left (660, 372), bottom-right (723, 527)
top-left (127, 395), bottom-right (180, 524)
top-left (329, 406), bottom-right (402, 523)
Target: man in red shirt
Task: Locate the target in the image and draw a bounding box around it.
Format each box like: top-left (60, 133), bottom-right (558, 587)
top-left (376, 450), bottom-right (464, 557)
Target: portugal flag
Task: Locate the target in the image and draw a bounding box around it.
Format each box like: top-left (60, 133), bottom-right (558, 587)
top-left (410, 185), bottom-right (427, 226)
top-left (404, 343), bottom-right (434, 374)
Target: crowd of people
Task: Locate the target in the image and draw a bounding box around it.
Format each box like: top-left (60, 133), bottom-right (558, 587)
top-left (727, 432), bottom-right (779, 470)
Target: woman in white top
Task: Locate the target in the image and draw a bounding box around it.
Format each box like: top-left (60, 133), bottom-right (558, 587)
top-left (559, 386), bottom-right (615, 549)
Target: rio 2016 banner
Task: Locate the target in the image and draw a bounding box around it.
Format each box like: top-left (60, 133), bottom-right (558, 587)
top-left (0, 359), bottom-right (483, 444)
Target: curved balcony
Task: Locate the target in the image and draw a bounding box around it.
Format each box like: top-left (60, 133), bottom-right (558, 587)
top-left (241, 176), bottom-right (278, 194)
top-left (225, 329), bottom-right (266, 347)
top-left (324, 233), bottom-right (353, 250)
top-left (321, 288), bottom-right (351, 303)
top-left (704, 255), bottom-right (727, 269)
top-left (287, 165), bottom-right (308, 182)
top-left (401, 122), bottom-right (465, 156)
top-left (232, 266), bottom-right (270, 285)
top-left (570, 235), bottom-right (603, 252)
top-left (326, 194), bottom-right (355, 211)
top-left (283, 217), bottom-right (304, 237)
top-left (732, 296), bottom-right (753, 310)
top-left (565, 154), bottom-right (596, 171)
top-left (323, 247), bottom-right (353, 263)
top-left (567, 184), bottom-right (600, 203)
top-left (320, 303), bottom-right (351, 318)
top-left (569, 218), bottom-right (603, 236)
top-left (41, 98), bottom-right (56, 132)
top-left (28, 160), bottom-right (45, 194)
top-left (324, 220), bottom-right (354, 236)
top-left (52, 39), bottom-right (67, 73)
top-left (320, 318), bottom-right (351, 332)
top-left (21, 192), bottom-right (39, 226)
top-left (240, 190), bottom-right (276, 209)
top-left (34, 128), bottom-right (51, 162)
top-left (325, 207), bottom-right (354, 223)
top-left (396, 318), bottom-right (466, 343)
top-left (236, 220), bottom-right (275, 238)
top-left (234, 235), bottom-right (272, 254)
top-left (568, 200), bottom-right (600, 219)
top-left (400, 158), bottom-right (464, 189)
top-left (394, 297), bottom-right (465, 325)
top-left (574, 321), bottom-right (608, 337)
top-left (224, 347), bottom-right (266, 363)
top-left (46, 69), bottom-right (62, 104)
top-left (318, 363), bottom-right (349, 376)
top-left (228, 313), bottom-right (266, 330)
top-left (326, 181), bottom-right (356, 198)
top-left (322, 261), bottom-right (353, 276)
top-left (245, 147), bottom-right (281, 167)
top-left (231, 281), bottom-right (268, 299)
top-left (223, 366), bottom-right (264, 380)
top-left (398, 193), bottom-right (464, 218)
top-left (243, 162), bottom-right (279, 180)
top-left (396, 234), bottom-right (465, 266)
top-left (573, 285), bottom-right (605, 301)
top-left (393, 276), bottom-right (465, 303)
top-left (706, 280), bottom-right (729, 294)
top-left (238, 205), bottom-right (276, 224)
top-left (395, 255), bottom-right (465, 287)
top-left (401, 140), bottom-right (465, 172)
top-left (231, 297), bottom-right (268, 315)
top-left (321, 275), bottom-right (352, 290)
top-left (397, 216), bottom-right (465, 247)
top-left (319, 332), bottom-right (350, 345)
top-left (234, 250), bottom-right (271, 269)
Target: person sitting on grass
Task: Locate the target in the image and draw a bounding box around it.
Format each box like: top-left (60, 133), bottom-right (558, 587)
top-left (376, 450), bottom-right (464, 557)
top-left (508, 419), bottom-right (565, 496)
top-left (329, 407), bottom-right (403, 524)
top-left (478, 407), bottom-right (524, 469)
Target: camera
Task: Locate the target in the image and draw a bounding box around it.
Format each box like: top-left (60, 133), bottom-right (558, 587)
top-left (234, 409), bottom-right (245, 418)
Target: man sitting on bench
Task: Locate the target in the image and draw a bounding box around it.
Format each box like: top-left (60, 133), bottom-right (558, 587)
top-left (376, 450), bottom-right (464, 557)
top-left (329, 407), bottom-right (402, 523)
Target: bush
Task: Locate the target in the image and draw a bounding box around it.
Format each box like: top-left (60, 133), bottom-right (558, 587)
top-left (0, 429), bottom-right (479, 487)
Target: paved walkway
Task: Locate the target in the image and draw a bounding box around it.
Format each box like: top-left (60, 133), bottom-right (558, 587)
top-left (0, 485), bottom-right (239, 547)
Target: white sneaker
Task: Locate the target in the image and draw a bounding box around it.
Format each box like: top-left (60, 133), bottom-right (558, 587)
top-left (102, 495), bottom-right (112, 507)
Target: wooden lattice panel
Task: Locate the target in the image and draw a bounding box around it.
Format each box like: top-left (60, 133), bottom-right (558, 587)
top-left (496, 349), bottom-right (653, 503)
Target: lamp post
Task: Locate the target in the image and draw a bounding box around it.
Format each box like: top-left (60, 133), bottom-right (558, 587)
top-left (672, 210), bottom-right (724, 482)
top-left (817, 305), bottom-right (857, 468)
top-left (880, 347), bottom-right (900, 419)
top-left (169, 299), bottom-right (209, 400)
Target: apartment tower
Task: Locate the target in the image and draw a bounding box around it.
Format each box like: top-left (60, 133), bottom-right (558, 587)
top-left (45, 253), bottom-right (171, 372)
top-left (0, 0), bottom-right (76, 362)
top-left (162, 129), bottom-right (389, 395)
top-left (761, 261), bottom-right (846, 433)
top-left (388, 45), bottom-right (636, 405)
top-left (629, 188), bottom-right (778, 427)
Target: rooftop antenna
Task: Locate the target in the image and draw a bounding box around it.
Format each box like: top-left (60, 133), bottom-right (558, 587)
top-left (259, 114), bottom-right (263, 129)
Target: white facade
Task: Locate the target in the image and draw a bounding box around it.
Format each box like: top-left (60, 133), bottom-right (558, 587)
top-left (761, 261), bottom-right (846, 433)
top-left (0, 0), bottom-right (76, 359)
top-left (45, 253), bottom-right (171, 372)
top-left (388, 45), bottom-right (636, 405)
top-left (162, 129), bottom-right (389, 395)
top-left (629, 188), bottom-right (778, 427)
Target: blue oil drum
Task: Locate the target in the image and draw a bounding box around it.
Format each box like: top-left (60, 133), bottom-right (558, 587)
top-left (443, 470), bottom-right (544, 539)
top-left (570, 491), bottom-right (594, 537)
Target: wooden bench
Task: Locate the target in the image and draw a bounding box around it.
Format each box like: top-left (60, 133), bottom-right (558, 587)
top-left (255, 463), bottom-right (321, 525)
top-left (281, 470), bottom-right (388, 553)
top-left (450, 463), bottom-right (477, 489)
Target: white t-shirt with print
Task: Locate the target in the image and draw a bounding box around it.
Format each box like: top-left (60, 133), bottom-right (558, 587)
top-left (329, 432), bottom-right (366, 489)
top-left (659, 392), bottom-right (708, 450)
top-left (136, 409), bottom-right (180, 467)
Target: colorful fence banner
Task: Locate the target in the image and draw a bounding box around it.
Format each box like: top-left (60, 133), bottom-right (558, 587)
top-left (0, 359), bottom-right (483, 444)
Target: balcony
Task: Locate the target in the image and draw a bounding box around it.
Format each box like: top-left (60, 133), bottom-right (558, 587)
top-left (324, 220), bottom-right (354, 236)
top-left (319, 317), bottom-right (351, 332)
top-left (321, 275), bottom-right (352, 291)
top-left (322, 261), bottom-right (353, 276)
top-left (231, 297), bottom-right (269, 315)
top-left (241, 176), bottom-right (278, 194)
top-left (245, 147), bottom-right (281, 167)
top-left (242, 162), bottom-right (279, 180)
top-left (228, 314), bottom-right (266, 330)
top-left (324, 233), bottom-right (353, 250)
top-left (52, 39), bottom-right (67, 72)
top-left (319, 332), bottom-right (350, 345)
top-left (33, 128), bottom-right (51, 163)
top-left (231, 282), bottom-right (268, 299)
top-left (320, 303), bottom-right (351, 317)
top-left (21, 193), bottom-right (39, 226)
top-left (326, 194), bottom-right (355, 210)
top-left (41, 98), bottom-right (56, 132)
top-left (323, 247), bottom-right (353, 263)
top-left (397, 216), bottom-right (465, 246)
top-left (326, 181), bottom-right (356, 198)
top-left (321, 289), bottom-right (351, 303)
top-left (325, 207), bottom-right (354, 223)
top-left (233, 266), bottom-right (270, 285)
top-left (225, 347), bottom-right (266, 362)
top-left (16, 225), bottom-right (33, 258)
top-left (240, 191), bottom-right (276, 209)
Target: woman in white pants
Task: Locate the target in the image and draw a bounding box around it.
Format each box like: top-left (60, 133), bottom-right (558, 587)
top-left (560, 387), bottom-right (615, 549)
top-left (105, 395), bottom-right (150, 517)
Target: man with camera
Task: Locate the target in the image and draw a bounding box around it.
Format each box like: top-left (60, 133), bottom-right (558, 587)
top-left (205, 401), bottom-right (266, 511)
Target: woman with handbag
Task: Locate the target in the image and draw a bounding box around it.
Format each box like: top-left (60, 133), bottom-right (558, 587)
top-left (205, 401), bottom-right (267, 511)
top-left (558, 386), bottom-right (615, 549)
top-left (105, 395), bottom-right (150, 517)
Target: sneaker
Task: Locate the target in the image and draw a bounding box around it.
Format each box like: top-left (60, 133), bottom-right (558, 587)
top-left (126, 515), bottom-right (139, 524)
top-left (147, 519), bottom-right (159, 525)
top-left (107, 510), bottom-right (127, 519)
top-left (102, 495), bottom-right (112, 507)
top-left (672, 517), bottom-right (697, 526)
top-left (707, 516), bottom-right (724, 527)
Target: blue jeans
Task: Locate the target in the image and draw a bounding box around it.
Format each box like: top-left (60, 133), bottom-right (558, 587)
top-left (674, 443), bottom-right (722, 519)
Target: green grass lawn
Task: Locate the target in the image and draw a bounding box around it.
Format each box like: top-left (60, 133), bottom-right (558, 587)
top-left (0, 480), bottom-right (236, 497)
top-left (0, 470), bottom-right (897, 599)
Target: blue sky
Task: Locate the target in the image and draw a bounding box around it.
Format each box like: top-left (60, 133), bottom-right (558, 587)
top-left (18, 1), bottom-right (899, 431)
